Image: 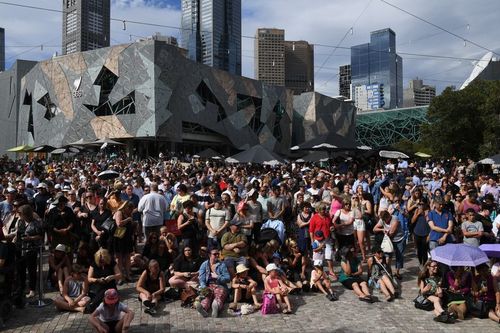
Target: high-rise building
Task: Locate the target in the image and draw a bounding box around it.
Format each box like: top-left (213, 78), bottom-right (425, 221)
top-left (284, 40), bottom-right (314, 94)
top-left (339, 64), bottom-right (351, 99)
top-left (0, 27), bottom-right (5, 72)
top-left (351, 28), bottom-right (402, 110)
top-left (181, 0), bottom-right (241, 75)
top-left (62, 0), bottom-right (110, 55)
top-left (255, 28), bottom-right (285, 86)
top-left (403, 79), bottom-right (436, 107)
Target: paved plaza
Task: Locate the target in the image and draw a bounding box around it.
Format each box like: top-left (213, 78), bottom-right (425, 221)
top-left (2, 250), bottom-right (499, 333)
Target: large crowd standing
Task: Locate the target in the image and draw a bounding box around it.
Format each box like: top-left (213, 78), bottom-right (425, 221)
top-left (0, 153), bottom-right (499, 332)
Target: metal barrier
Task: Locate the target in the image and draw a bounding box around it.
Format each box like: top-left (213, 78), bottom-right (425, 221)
top-left (28, 244), bottom-right (52, 308)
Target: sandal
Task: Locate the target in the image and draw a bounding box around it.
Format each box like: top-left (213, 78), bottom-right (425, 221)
top-left (359, 296), bottom-right (372, 303)
top-left (282, 309), bottom-right (292, 314)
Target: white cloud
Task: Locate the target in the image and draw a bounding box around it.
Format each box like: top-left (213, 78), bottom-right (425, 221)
top-left (1, 0), bottom-right (499, 95)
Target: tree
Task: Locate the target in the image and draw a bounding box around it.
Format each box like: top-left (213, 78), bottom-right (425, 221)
top-left (421, 80), bottom-right (500, 159)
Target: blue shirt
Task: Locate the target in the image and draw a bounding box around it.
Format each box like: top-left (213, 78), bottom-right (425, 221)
top-left (427, 209), bottom-right (452, 242)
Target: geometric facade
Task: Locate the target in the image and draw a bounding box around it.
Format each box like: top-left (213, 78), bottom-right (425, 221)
top-left (292, 92), bottom-right (357, 146)
top-left (14, 40), bottom-right (312, 155)
top-left (355, 106), bottom-right (428, 148)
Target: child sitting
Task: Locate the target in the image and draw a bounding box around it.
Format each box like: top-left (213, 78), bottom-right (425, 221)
top-left (53, 264), bottom-right (91, 312)
top-left (229, 264), bottom-right (261, 310)
top-left (264, 263), bottom-right (292, 314)
top-left (310, 264), bottom-right (338, 301)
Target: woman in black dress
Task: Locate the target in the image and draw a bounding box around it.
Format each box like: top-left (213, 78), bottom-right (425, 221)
top-left (90, 197), bottom-right (112, 252)
top-left (112, 201), bottom-right (134, 284)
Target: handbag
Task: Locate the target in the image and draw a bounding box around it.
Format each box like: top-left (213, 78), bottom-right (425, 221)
top-left (261, 292), bottom-right (279, 315)
top-left (101, 217), bottom-right (115, 233)
top-left (180, 286), bottom-right (198, 308)
top-left (413, 294), bottom-right (434, 311)
top-left (469, 299), bottom-right (493, 318)
top-left (381, 234), bottom-right (394, 253)
top-left (113, 226), bottom-right (127, 239)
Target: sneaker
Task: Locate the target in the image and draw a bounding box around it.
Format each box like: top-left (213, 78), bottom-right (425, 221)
top-left (144, 308), bottom-right (156, 316)
top-left (211, 301), bottom-right (219, 318)
top-left (433, 312), bottom-right (450, 324)
top-left (447, 311), bottom-right (457, 321)
top-left (330, 292), bottom-right (339, 301)
top-left (194, 301), bottom-right (209, 318)
top-left (143, 300), bottom-right (153, 308)
top-left (326, 294), bottom-right (333, 301)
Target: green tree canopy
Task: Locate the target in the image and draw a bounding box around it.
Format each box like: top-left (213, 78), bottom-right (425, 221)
top-left (421, 80), bottom-right (500, 159)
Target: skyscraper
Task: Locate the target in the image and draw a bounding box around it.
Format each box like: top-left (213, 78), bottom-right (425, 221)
top-left (255, 28), bottom-right (285, 86)
top-left (351, 28), bottom-right (402, 110)
top-left (403, 79), bottom-right (436, 107)
top-left (339, 64), bottom-right (351, 99)
top-left (0, 27), bottom-right (5, 71)
top-left (181, 0), bottom-right (241, 75)
top-left (284, 40), bottom-right (314, 94)
top-left (62, 0), bottom-right (110, 55)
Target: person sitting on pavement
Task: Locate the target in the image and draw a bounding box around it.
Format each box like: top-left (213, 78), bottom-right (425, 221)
top-left (417, 260), bottom-right (453, 323)
top-left (229, 264), bottom-right (261, 311)
top-left (446, 266), bottom-right (473, 320)
top-left (310, 263), bottom-right (338, 301)
top-left (168, 246), bottom-right (201, 290)
top-left (221, 218), bottom-right (248, 277)
top-left (195, 248), bottom-right (231, 318)
top-left (53, 264), bottom-right (90, 313)
top-left (367, 246), bottom-right (398, 302)
top-left (136, 259), bottom-right (166, 316)
top-left (48, 244), bottom-right (72, 294)
top-left (86, 248), bottom-right (122, 313)
top-left (339, 246), bottom-right (374, 303)
top-left (89, 288), bottom-right (134, 333)
top-left (264, 263), bottom-right (293, 314)
top-left (471, 263), bottom-right (500, 323)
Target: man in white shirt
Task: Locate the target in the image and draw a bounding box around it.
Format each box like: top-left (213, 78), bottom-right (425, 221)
top-left (138, 182), bottom-right (168, 238)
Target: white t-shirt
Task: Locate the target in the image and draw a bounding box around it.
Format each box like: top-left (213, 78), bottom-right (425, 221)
top-left (95, 302), bottom-right (127, 322)
top-left (206, 208), bottom-right (229, 238)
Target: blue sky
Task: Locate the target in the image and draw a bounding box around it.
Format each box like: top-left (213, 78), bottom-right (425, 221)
top-left (1, 0), bottom-right (499, 96)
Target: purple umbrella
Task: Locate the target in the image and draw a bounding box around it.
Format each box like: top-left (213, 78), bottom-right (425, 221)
top-left (430, 243), bottom-right (489, 267)
top-left (479, 244), bottom-right (500, 258)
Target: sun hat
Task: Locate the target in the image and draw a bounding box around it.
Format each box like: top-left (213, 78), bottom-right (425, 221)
top-left (236, 264), bottom-right (249, 274)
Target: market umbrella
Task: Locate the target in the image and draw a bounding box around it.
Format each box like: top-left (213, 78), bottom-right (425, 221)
top-left (477, 153), bottom-right (500, 165)
top-left (97, 170), bottom-right (120, 180)
top-left (290, 132), bottom-right (358, 151)
top-left (296, 151), bottom-right (330, 163)
top-left (51, 147), bottom-right (80, 154)
top-left (31, 145), bottom-right (56, 153)
top-left (197, 148), bottom-right (223, 159)
top-left (93, 137), bottom-right (126, 146)
top-left (379, 150), bottom-right (409, 159)
top-left (7, 144), bottom-right (34, 152)
top-left (430, 243), bottom-right (489, 266)
top-left (226, 145), bottom-right (285, 165)
top-left (479, 244), bottom-right (500, 258)
top-left (415, 152), bottom-right (432, 158)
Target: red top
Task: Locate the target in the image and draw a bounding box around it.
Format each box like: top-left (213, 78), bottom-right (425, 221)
top-left (309, 213), bottom-right (332, 239)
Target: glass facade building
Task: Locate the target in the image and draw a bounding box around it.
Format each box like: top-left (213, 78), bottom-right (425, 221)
top-left (351, 28), bottom-right (402, 110)
top-left (181, 0), bottom-right (241, 75)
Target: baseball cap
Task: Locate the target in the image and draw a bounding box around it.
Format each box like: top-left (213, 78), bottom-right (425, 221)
top-left (37, 183), bottom-right (48, 189)
top-left (265, 263), bottom-right (278, 272)
top-left (55, 244), bottom-right (66, 252)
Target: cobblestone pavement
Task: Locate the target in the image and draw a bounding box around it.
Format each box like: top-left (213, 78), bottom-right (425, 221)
top-left (2, 249), bottom-right (499, 333)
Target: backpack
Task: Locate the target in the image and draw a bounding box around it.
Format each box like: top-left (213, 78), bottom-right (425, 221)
top-left (261, 292), bottom-right (278, 315)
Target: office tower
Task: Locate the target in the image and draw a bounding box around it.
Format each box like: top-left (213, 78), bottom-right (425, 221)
top-left (254, 28), bottom-right (285, 86)
top-left (339, 64), bottom-right (351, 98)
top-left (181, 0), bottom-right (241, 75)
top-left (403, 79), bottom-right (436, 107)
top-left (351, 28), bottom-right (403, 110)
top-left (62, 0), bottom-right (110, 55)
top-left (284, 40), bottom-right (314, 94)
top-left (0, 27), bottom-right (4, 71)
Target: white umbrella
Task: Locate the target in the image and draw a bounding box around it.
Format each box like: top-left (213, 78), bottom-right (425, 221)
top-left (477, 153), bottom-right (500, 165)
top-left (379, 150), bottom-right (409, 159)
top-left (51, 147), bottom-right (80, 154)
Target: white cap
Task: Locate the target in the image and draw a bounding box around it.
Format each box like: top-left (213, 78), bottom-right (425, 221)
top-left (266, 263), bottom-right (278, 272)
top-left (55, 244), bottom-right (66, 252)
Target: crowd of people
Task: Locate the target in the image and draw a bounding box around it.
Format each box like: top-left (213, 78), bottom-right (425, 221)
top-left (0, 153), bottom-right (499, 331)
